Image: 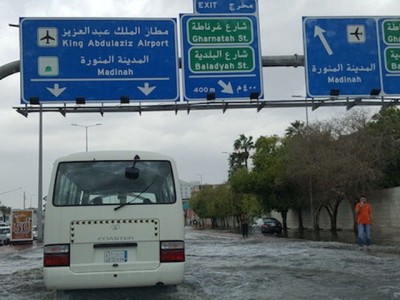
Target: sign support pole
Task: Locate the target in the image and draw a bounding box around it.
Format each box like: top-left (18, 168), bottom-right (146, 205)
top-left (37, 104), bottom-right (43, 242)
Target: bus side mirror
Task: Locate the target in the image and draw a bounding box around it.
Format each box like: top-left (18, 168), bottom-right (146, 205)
top-left (125, 167), bottom-right (140, 180)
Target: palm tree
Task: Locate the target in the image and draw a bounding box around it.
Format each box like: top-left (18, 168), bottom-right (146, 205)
top-left (228, 152), bottom-right (243, 175)
top-left (285, 120), bottom-right (306, 137)
top-left (233, 134), bottom-right (254, 170)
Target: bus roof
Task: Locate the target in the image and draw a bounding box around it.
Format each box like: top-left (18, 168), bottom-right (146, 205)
top-left (54, 150), bottom-right (175, 163)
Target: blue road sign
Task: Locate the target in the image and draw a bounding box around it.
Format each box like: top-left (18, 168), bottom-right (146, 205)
top-left (304, 16), bottom-right (400, 97)
top-left (194, 0), bottom-right (257, 14)
top-left (303, 17), bottom-right (381, 98)
top-left (20, 18), bottom-right (179, 103)
top-left (180, 14), bottom-right (263, 101)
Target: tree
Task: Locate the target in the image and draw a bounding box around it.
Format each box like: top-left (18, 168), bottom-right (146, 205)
top-left (189, 184), bottom-right (251, 228)
top-left (229, 168), bottom-right (264, 225)
top-left (194, 109), bottom-right (400, 233)
top-left (189, 188), bottom-right (210, 224)
top-left (368, 107), bottom-right (400, 188)
top-left (230, 135), bottom-right (298, 229)
top-left (228, 152), bottom-right (245, 175)
top-left (0, 206), bottom-right (11, 222)
top-left (283, 121), bottom-right (310, 229)
top-left (285, 111), bottom-right (384, 231)
top-left (251, 135), bottom-right (298, 229)
top-left (233, 134), bottom-right (254, 170)
top-left (285, 120), bottom-right (306, 138)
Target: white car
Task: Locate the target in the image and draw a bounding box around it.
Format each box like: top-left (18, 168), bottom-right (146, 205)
top-left (251, 218), bottom-right (264, 233)
top-left (0, 226), bottom-right (11, 245)
top-left (33, 226), bottom-right (38, 240)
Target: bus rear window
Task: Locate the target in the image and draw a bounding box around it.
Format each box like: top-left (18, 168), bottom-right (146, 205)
top-left (53, 160), bottom-right (176, 206)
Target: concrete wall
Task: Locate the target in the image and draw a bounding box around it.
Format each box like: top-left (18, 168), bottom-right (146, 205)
top-left (271, 186), bottom-right (400, 232)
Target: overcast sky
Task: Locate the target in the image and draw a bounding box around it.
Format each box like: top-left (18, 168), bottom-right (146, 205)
top-left (0, 0), bottom-right (399, 209)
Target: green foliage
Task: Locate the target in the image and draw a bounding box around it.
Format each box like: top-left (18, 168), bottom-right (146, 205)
top-left (251, 135), bottom-right (297, 213)
top-left (190, 184), bottom-right (233, 219)
top-left (193, 110), bottom-right (400, 231)
top-left (189, 188), bottom-right (210, 219)
top-left (0, 206), bottom-right (11, 222)
top-left (229, 168), bottom-right (254, 193)
top-left (231, 134), bottom-right (254, 171)
top-left (368, 107), bottom-right (400, 188)
top-left (189, 182), bottom-right (263, 222)
top-left (229, 134), bottom-right (297, 217)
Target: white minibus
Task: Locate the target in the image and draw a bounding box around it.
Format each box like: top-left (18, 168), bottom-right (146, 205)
top-left (43, 151), bottom-right (185, 290)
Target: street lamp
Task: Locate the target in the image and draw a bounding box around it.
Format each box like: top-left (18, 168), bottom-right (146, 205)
top-left (291, 95), bottom-right (315, 230)
top-left (71, 123), bottom-right (102, 152)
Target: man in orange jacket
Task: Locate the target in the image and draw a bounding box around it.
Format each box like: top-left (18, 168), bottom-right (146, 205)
top-left (355, 195), bottom-right (372, 249)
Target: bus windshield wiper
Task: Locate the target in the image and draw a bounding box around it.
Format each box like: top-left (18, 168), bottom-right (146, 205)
top-left (114, 181), bottom-right (154, 211)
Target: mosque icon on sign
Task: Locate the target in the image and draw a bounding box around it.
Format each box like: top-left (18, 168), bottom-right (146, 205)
top-left (38, 56), bottom-right (59, 76)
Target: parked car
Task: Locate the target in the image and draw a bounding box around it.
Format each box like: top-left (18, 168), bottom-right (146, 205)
top-left (33, 225), bottom-right (38, 240)
top-left (260, 218), bottom-right (283, 234)
top-left (0, 226), bottom-right (11, 245)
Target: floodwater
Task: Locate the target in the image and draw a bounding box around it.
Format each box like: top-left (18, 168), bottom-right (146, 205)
top-left (1, 228), bottom-right (399, 299)
top-left (284, 227), bottom-right (400, 247)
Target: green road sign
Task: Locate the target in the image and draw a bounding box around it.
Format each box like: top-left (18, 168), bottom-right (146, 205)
top-left (187, 17), bottom-right (253, 44)
top-left (189, 47), bottom-right (254, 72)
top-left (383, 20), bottom-right (400, 44)
top-left (385, 47), bottom-right (400, 71)
top-left (181, 14), bottom-right (262, 101)
top-left (383, 20), bottom-right (400, 72)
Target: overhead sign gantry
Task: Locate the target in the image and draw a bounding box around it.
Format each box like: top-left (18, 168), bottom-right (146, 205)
top-left (20, 18), bottom-right (180, 104)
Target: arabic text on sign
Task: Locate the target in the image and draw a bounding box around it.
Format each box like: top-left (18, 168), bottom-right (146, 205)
top-left (61, 26), bottom-right (169, 38)
top-left (188, 18), bottom-right (252, 45)
top-left (383, 20), bottom-right (400, 44)
top-left (311, 63), bottom-right (377, 74)
top-left (189, 47), bottom-right (254, 73)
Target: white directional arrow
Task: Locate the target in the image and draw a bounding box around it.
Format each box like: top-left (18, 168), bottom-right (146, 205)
top-left (218, 80), bottom-right (234, 94)
top-left (137, 82), bottom-right (156, 96)
top-left (314, 25), bottom-right (333, 56)
top-left (46, 83), bottom-right (66, 97)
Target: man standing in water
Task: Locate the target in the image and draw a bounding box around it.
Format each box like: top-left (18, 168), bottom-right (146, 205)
top-left (355, 195), bottom-right (372, 249)
top-left (240, 212), bottom-right (249, 238)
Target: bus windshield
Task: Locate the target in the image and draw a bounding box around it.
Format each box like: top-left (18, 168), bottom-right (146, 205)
top-left (53, 160), bottom-right (176, 206)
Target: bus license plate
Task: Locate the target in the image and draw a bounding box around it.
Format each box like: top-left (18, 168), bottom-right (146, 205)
top-left (104, 250), bottom-right (128, 263)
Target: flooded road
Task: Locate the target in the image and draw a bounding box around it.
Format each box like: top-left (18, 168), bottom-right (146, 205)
top-left (1, 228), bottom-right (399, 299)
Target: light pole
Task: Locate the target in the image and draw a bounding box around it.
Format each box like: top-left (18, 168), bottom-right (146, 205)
top-left (196, 173), bottom-right (203, 185)
top-left (30, 194), bottom-right (36, 208)
top-left (291, 95), bottom-right (315, 230)
top-left (71, 123), bottom-right (102, 152)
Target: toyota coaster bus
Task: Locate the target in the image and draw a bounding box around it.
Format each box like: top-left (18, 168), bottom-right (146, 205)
top-left (43, 151), bottom-right (185, 290)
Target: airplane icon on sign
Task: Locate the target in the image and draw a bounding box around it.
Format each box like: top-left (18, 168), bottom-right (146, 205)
top-left (38, 28), bottom-right (57, 47)
top-left (350, 27), bottom-right (363, 41)
top-left (347, 25), bottom-right (365, 43)
top-left (40, 30), bottom-right (55, 44)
